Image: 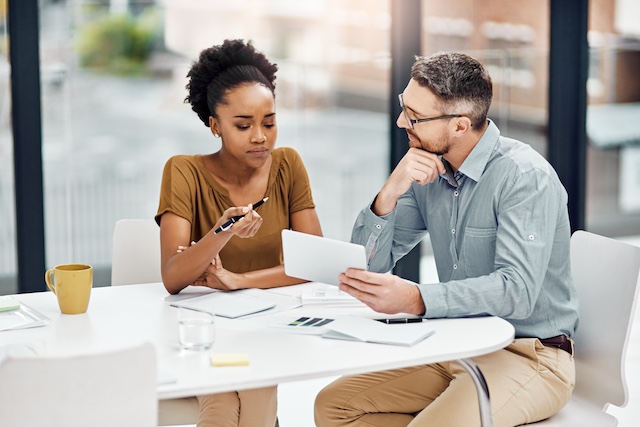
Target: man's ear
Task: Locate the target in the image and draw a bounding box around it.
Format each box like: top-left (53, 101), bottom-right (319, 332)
top-left (453, 116), bottom-right (472, 136)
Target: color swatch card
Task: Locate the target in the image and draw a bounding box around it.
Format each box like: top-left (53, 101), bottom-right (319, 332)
top-left (267, 315), bottom-right (336, 335)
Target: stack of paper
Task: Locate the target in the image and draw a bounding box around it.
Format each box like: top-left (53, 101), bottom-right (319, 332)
top-left (322, 316), bottom-right (435, 347)
top-left (0, 298), bottom-right (50, 332)
top-left (301, 286), bottom-right (365, 307)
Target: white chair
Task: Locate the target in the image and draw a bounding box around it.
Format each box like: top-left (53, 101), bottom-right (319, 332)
top-left (0, 342), bottom-right (157, 427)
top-left (112, 218), bottom-right (199, 426)
top-left (112, 219), bottom-right (163, 286)
top-left (532, 230), bottom-right (640, 426)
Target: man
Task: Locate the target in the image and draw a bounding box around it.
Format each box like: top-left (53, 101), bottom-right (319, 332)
top-left (314, 52), bottom-right (579, 427)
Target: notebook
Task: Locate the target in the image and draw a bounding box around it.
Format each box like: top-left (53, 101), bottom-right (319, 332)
top-left (322, 316), bottom-right (435, 347)
top-left (170, 291), bottom-right (276, 319)
top-left (282, 230), bottom-right (367, 286)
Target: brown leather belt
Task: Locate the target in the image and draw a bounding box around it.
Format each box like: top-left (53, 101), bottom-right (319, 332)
top-left (539, 335), bottom-right (573, 356)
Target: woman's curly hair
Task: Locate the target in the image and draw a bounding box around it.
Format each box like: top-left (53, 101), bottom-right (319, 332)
top-left (185, 39), bottom-right (278, 126)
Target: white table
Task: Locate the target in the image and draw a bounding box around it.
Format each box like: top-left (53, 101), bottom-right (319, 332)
top-left (1, 283), bottom-right (515, 426)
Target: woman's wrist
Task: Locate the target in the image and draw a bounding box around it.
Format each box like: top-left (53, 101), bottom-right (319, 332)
top-left (228, 271), bottom-right (248, 290)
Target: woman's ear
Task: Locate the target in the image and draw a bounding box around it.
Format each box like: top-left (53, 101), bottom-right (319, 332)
top-left (209, 116), bottom-right (220, 138)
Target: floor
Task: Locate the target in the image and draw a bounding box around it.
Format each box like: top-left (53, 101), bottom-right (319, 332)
top-left (173, 234), bottom-right (640, 427)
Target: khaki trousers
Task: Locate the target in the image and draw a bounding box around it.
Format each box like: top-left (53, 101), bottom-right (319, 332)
top-left (196, 386), bottom-right (277, 427)
top-left (315, 338), bottom-right (575, 427)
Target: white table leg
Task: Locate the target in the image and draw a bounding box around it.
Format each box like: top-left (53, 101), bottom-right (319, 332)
top-left (457, 358), bottom-right (493, 427)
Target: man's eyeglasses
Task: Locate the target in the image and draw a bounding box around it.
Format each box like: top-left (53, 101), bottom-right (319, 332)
top-left (398, 94), bottom-right (462, 130)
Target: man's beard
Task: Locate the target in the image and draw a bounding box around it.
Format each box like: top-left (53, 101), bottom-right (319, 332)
top-left (418, 128), bottom-right (450, 156)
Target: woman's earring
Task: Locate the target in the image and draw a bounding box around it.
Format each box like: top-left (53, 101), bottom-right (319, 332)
top-left (213, 133), bottom-right (220, 138)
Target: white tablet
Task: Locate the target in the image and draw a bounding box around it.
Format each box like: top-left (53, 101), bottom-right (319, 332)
top-left (282, 230), bottom-right (367, 286)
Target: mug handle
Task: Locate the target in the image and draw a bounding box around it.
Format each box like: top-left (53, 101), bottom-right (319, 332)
top-left (44, 269), bottom-right (56, 294)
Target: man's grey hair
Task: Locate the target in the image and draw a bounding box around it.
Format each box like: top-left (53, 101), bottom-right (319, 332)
top-left (411, 52), bottom-right (492, 129)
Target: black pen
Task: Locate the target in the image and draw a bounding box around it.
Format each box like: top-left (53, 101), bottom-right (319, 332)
top-left (374, 318), bottom-right (424, 324)
top-left (213, 197), bottom-right (268, 234)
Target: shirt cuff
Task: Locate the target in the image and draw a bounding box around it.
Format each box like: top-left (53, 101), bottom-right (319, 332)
top-left (417, 283), bottom-right (448, 318)
top-left (362, 198), bottom-right (396, 233)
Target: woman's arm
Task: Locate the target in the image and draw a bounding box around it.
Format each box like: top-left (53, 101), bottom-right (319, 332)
top-left (159, 206), bottom-right (262, 294)
top-left (198, 207), bottom-right (323, 290)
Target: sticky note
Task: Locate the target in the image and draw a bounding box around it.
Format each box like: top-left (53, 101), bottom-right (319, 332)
top-left (0, 298), bottom-right (20, 312)
top-left (211, 353), bottom-right (250, 366)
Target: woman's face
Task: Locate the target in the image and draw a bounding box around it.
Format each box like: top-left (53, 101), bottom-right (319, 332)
top-left (209, 83), bottom-right (277, 168)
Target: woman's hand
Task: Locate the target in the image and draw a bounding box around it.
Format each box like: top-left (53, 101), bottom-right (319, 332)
top-left (198, 254), bottom-right (244, 290)
top-left (216, 205), bottom-right (263, 238)
top-left (177, 244), bottom-right (244, 290)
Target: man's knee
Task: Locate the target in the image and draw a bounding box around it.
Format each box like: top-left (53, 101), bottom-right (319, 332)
top-left (314, 380), bottom-right (349, 426)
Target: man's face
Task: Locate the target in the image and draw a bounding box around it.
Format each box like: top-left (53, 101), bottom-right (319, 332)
top-left (397, 79), bottom-right (452, 156)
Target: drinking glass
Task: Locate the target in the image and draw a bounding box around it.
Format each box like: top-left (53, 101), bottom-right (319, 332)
top-left (177, 307), bottom-right (215, 351)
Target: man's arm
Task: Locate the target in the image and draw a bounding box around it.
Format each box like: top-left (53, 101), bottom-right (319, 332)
top-left (352, 190), bottom-right (428, 274)
top-left (373, 147), bottom-right (445, 216)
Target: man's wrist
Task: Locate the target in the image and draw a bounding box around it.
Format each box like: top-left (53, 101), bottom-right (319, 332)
top-left (372, 188), bottom-right (399, 217)
top-left (411, 285), bottom-right (426, 316)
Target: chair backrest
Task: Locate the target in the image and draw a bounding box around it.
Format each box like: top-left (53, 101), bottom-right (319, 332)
top-left (0, 342), bottom-right (158, 427)
top-left (570, 230), bottom-right (640, 409)
top-left (112, 219), bottom-right (162, 286)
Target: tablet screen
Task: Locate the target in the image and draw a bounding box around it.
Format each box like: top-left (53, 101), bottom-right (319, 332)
top-left (282, 230), bottom-right (367, 286)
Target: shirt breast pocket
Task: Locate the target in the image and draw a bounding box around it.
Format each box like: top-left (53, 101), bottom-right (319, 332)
top-left (462, 227), bottom-right (497, 278)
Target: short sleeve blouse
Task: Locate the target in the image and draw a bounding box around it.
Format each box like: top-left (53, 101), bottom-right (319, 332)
top-left (155, 147), bottom-right (316, 273)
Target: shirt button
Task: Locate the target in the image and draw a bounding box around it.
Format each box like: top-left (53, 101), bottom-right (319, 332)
top-left (453, 264), bottom-right (458, 270)
top-left (451, 228), bottom-right (455, 234)
top-left (528, 234), bottom-right (535, 240)
top-left (375, 224), bottom-right (381, 229)
top-left (454, 191), bottom-right (459, 197)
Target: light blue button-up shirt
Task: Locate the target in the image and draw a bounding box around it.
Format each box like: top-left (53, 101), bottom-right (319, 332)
top-left (352, 120), bottom-right (579, 339)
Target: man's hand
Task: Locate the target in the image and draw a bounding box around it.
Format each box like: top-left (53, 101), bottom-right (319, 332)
top-left (338, 269), bottom-right (426, 315)
top-left (374, 148), bottom-right (445, 216)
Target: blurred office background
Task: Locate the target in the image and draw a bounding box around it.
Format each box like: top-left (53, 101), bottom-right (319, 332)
top-left (2, 1), bottom-right (640, 426)
top-left (1, 0), bottom-right (639, 291)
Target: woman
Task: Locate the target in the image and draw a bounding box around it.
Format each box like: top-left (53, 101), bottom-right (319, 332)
top-left (156, 39), bottom-right (322, 427)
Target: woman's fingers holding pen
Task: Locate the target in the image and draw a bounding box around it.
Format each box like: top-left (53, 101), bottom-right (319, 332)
top-left (231, 209), bottom-right (262, 238)
top-left (220, 206), bottom-right (250, 222)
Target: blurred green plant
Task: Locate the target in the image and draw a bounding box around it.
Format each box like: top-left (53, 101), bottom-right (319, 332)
top-left (76, 9), bottom-right (160, 75)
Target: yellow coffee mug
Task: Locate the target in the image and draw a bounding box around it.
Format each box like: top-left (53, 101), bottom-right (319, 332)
top-left (44, 264), bottom-right (93, 314)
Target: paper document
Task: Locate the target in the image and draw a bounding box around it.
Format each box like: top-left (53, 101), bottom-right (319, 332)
top-left (157, 368), bottom-right (178, 385)
top-left (170, 288), bottom-right (301, 319)
top-left (0, 299), bottom-right (50, 332)
top-left (301, 285), bottom-right (365, 307)
top-left (323, 316), bottom-right (435, 347)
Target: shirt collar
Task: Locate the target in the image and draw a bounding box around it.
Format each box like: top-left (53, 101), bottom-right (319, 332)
top-left (456, 119), bottom-right (500, 183)
top-left (439, 159), bottom-right (459, 188)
